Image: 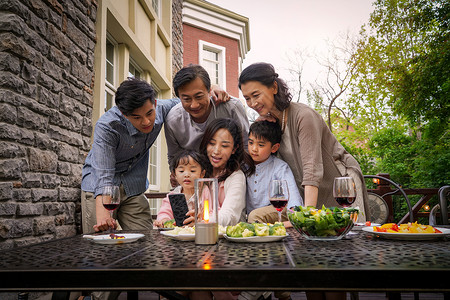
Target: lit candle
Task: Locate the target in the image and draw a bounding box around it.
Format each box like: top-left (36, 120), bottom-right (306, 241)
top-left (204, 199), bottom-right (210, 223)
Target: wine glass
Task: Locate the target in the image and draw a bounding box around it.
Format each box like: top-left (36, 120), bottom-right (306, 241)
top-left (269, 180), bottom-right (289, 223)
top-left (101, 185), bottom-right (120, 232)
top-left (333, 177), bottom-right (356, 207)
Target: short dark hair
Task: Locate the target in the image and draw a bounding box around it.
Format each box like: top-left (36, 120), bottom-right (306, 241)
top-left (169, 149), bottom-right (211, 177)
top-left (249, 120), bottom-right (282, 146)
top-left (115, 77), bottom-right (156, 115)
top-left (238, 62), bottom-right (292, 111)
top-left (173, 64), bottom-right (211, 97)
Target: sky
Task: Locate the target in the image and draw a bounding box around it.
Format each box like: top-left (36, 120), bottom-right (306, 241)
top-left (205, 0), bottom-right (375, 100)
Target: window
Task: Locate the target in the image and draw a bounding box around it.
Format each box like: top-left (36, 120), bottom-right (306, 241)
top-left (152, 0), bottom-right (161, 18)
top-left (128, 58), bottom-right (142, 79)
top-left (147, 82), bottom-right (162, 191)
top-left (199, 41), bottom-right (226, 89)
top-left (105, 35), bottom-right (118, 112)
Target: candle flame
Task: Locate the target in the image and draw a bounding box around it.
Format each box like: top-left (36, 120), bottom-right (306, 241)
top-left (204, 199), bottom-right (209, 222)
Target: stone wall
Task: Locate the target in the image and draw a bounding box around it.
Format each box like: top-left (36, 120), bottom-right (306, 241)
top-left (0, 0), bottom-right (97, 250)
top-left (172, 0), bottom-right (183, 81)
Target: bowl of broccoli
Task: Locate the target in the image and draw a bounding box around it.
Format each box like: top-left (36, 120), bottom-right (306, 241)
top-left (288, 205), bottom-right (359, 240)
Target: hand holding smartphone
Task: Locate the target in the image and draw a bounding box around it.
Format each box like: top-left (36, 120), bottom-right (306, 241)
top-left (168, 193), bottom-right (189, 226)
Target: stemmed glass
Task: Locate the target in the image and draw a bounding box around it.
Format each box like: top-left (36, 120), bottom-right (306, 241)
top-left (333, 177), bottom-right (358, 236)
top-left (333, 177), bottom-right (356, 208)
top-left (101, 185), bottom-right (120, 232)
top-left (269, 180), bottom-right (289, 223)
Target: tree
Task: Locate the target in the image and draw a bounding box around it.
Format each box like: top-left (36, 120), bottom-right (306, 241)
top-left (353, 0), bottom-right (450, 188)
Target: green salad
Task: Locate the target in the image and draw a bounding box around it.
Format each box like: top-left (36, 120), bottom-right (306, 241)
top-left (226, 222), bottom-right (286, 237)
top-left (288, 205), bottom-right (359, 237)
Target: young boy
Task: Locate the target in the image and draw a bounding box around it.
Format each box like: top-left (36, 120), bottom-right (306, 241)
top-left (246, 121), bottom-right (303, 224)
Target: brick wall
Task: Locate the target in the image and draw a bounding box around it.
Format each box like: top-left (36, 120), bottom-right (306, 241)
top-left (183, 23), bottom-right (240, 97)
top-left (0, 0), bottom-right (97, 250)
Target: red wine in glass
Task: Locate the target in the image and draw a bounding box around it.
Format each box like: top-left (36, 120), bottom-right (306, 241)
top-left (103, 203), bottom-right (120, 211)
top-left (101, 185), bottom-right (120, 232)
top-left (335, 197), bottom-right (356, 207)
top-left (269, 180), bottom-right (289, 222)
top-left (270, 198), bottom-right (288, 211)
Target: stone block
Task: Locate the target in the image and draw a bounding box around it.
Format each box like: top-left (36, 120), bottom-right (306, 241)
top-left (0, 203), bottom-right (16, 215)
top-left (23, 25), bottom-right (49, 57)
top-left (48, 124), bottom-right (82, 146)
top-left (0, 71), bottom-right (36, 98)
top-left (0, 142), bottom-right (26, 158)
top-left (0, 182), bottom-right (13, 200)
top-left (22, 172), bottom-right (42, 188)
top-left (28, 147), bottom-right (58, 172)
top-left (33, 216), bottom-right (56, 235)
top-left (12, 188), bottom-right (32, 202)
top-left (55, 224), bottom-right (76, 239)
top-left (56, 142), bottom-right (80, 163)
top-left (0, 52), bottom-right (21, 73)
top-left (31, 188), bottom-right (58, 202)
top-left (34, 131), bottom-right (58, 151)
top-left (0, 102), bottom-right (17, 124)
top-left (42, 174), bottom-right (61, 189)
top-left (59, 187), bottom-right (80, 202)
top-left (44, 202), bottom-right (66, 216)
top-left (17, 106), bottom-right (48, 131)
top-left (0, 32), bottom-right (36, 62)
top-left (0, 159), bottom-right (24, 179)
top-left (57, 161), bottom-right (71, 175)
top-left (0, 12), bottom-right (25, 36)
top-left (21, 62), bottom-right (38, 83)
top-left (17, 203), bottom-right (43, 216)
top-left (0, 218), bottom-right (33, 239)
top-left (27, 0), bottom-right (49, 20)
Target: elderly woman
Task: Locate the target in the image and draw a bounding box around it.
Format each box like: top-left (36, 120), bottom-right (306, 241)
top-left (239, 62), bottom-right (370, 223)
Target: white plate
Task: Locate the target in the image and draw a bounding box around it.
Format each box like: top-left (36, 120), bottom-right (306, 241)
top-left (84, 233), bottom-right (145, 244)
top-left (223, 233), bottom-right (288, 243)
top-left (362, 226), bottom-right (450, 240)
top-left (160, 231), bottom-right (195, 241)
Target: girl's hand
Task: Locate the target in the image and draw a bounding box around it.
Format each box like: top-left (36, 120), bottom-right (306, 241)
top-left (153, 220), bottom-right (164, 228)
top-left (183, 209), bottom-right (196, 227)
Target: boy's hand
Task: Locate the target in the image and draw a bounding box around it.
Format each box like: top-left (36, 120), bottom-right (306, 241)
top-left (210, 85), bottom-right (230, 104)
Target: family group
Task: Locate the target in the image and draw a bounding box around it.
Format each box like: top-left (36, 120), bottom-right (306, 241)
top-left (79, 63), bottom-right (371, 300)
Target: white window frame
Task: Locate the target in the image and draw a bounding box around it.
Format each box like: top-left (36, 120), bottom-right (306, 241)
top-left (105, 34), bottom-right (118, 113)
top-left (128, 57), bottom-right (142, 79)
top-left (147, 82), bottom-right (162, 191)
top-left (198, 40), bottom-right (226, 90)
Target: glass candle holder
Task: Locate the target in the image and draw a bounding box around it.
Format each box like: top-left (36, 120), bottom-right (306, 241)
top-left (194, 178), bottom-right (219, 245)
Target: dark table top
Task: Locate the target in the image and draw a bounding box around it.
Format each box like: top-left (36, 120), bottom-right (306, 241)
top-left (1, 228), bottom-right (449, 292)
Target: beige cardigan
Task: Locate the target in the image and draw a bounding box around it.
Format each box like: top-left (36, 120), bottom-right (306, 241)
top-left (279, 102), bottom-right (370, 219)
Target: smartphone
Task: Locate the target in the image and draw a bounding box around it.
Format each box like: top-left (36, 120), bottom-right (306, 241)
top-left (168, 193), bottom-right (189, 226)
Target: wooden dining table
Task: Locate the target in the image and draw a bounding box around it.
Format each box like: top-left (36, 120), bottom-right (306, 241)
top-left (1, 227), bottom-right (449, 294)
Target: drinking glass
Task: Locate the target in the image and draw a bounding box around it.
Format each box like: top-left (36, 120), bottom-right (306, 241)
top-left (333, 177), bottom-right (356, 207)
top-left (101, 185), bottom-right (120, 232)
top-left (269, 180), bottom-right (289, 223)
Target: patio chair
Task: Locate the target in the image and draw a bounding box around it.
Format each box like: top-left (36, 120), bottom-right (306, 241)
top-left (363, 175), bottom-right (414, 224)
top-left (429, 185), bottom-right (450, 226)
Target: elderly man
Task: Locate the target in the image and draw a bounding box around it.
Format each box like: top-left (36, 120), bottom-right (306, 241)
top-left (165, 64), bottom-right (249, 165)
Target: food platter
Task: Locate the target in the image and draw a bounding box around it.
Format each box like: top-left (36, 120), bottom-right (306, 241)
top-left (223, 234), bottom-right (288, 243)
top-left (83, 233), bottom-right (145, 244)
top-left (362, 226), bottom-right (450, 240)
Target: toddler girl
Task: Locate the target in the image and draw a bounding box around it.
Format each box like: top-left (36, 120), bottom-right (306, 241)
top-left (154, 150), bottom-right (211, 228)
